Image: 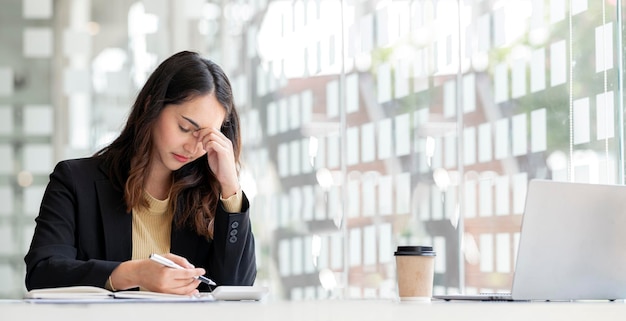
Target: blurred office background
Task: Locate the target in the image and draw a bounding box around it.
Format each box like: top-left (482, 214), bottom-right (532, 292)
top-left (0, 0), bottom-right (623, 299)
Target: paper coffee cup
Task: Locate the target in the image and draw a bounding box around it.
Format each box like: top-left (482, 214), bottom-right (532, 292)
top-left (394, 246), bottom-right (436, 301)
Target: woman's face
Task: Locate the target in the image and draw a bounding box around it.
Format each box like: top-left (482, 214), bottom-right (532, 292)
top-left (151, 93), bottom-right (226, 174)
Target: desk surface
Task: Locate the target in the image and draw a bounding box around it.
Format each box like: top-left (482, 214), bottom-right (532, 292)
top-left (3, 299), bottom-right (626, 321)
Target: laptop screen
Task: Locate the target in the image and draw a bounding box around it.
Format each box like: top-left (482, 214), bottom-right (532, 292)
top-left (511, 179), bottom-right (626, 301)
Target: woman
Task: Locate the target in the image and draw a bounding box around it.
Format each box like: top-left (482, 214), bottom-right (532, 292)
top-left (24, 51), bottom-right (256, 296)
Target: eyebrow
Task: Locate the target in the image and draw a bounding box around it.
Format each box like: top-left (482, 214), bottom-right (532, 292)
top-left (181, 115), bottom-right (202, 130)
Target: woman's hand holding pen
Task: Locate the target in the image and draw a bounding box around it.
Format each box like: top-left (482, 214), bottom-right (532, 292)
top-left (193, 128), bottom-right (239, 197)
top-left (109, 253), bottom-right (206, 296)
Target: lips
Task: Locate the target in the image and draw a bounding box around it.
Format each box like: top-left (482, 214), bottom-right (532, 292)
top-left (173, 153), bottom-right (190, 163)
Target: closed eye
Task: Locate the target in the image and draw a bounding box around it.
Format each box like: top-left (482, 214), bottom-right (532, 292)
top-left (179, 125), bottom-right (191, 133)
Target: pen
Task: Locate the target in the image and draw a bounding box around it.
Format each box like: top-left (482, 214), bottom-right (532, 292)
top-left (149, 253), bottom-right (217, 286)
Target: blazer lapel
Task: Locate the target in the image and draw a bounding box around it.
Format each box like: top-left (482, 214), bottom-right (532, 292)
top-left (96, 179), bottom-right (132, 261)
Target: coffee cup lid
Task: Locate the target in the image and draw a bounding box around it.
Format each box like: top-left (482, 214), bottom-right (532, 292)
top-left (394, 246), bottom-right (436, 256)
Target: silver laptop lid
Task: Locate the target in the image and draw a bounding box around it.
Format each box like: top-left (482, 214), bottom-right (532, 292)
top-left (512, 179), bottom-right (626, 300)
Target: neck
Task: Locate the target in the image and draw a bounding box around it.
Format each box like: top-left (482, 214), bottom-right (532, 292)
top-left (145, 168), bottom-right (172, 201)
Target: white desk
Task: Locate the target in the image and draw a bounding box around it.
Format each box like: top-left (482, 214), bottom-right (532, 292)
top-left (3, 299), bottom-right (626, 321)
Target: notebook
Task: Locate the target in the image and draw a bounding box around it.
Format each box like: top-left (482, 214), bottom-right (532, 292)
top-left (435, 179), bottom-right (626, 301)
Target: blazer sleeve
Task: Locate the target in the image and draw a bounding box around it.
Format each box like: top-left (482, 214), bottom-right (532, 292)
top-left (24, 160), bottom-right (120, 290)
top-left (207, 192), bottom-right (257, 286)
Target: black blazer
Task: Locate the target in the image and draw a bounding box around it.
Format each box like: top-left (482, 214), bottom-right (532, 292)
top-left (24, 157), bottom-right (256, 291)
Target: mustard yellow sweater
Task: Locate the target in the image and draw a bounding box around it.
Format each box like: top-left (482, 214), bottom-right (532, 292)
top-left (106, 190), bottom-right (242, 290)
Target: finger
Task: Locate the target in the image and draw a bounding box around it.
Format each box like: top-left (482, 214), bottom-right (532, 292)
top-left (163, 253), bottom-right (194, 269)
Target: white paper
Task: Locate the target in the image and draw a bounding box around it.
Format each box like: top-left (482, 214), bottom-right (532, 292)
top-left (23, 186), bottom-right (45, 216)
top-left (326, 80), bottom-right (339, 118)
top-left (377, 63), bottom-right (392, 103)
top-left (290, 187), bottom-right (302, 223)
top-left (361, 123), bottom-right (376, 163)
top-left (361, 15), bottom-right (374, 52)
top-left (347, 127), bottom-right (359, 166)
top-left (363, 225), bottom-right (376, 265)
top-left (478, 14), bottom-right (491, 52)
top-left (348, 180), bottom-right (360, 218)
top-left (279, 240), bottom-right (291, 276)
top-left (444, 81), bottom-right (456, 118)
top-left (301, 90), bottom-right (313, 125)
top-left (395, 172), bottom-right (411, 214)
top-left (377, 118), bottom-right (392, 160)
top-left (23, 144), bottom-right (52, 174)
top-left (23, 0), bottom-right (53, 18)
top-left (479, 179), bottom-right (493, 217)
top-left (431, 185), bottom-right (443, 220)
top-left (494, 63), bottom-right (508, 103)
top-left (290, 140), bottom-right (300, 176)
top-left (550, 41), bottom-right (566, 86)
top-left (331, 233), bottom-right (343, 269)
top-left (464, 180), bottom-right (477, 218)
top-left (395, 113), bottom-right (411, 157)
top-left (596, 91), bottom-right (615, 140)
top-left (378, 175), bottom-right (392, 215)
top-left (267, 102), bottom-right (277, 136)
top-left (595, 23), bottom-right (614, 72)
top-left (513, 173), bottom-right (528, 214)
top-left (531, 48), bottom-right (546, 92)
top-left (279, 98), bottom-right (289, 133)
top-left (511, 59), bottom-right (526, 98)
top-left (346, 73), bottom-right (359, 113)
top-left (289, 94), bottom-right (301, 130)
top-left (379, 223), bottom-right (393, 263)
top-left (463, 74), bottom-right (476, 113)
top-left (278, 143), bottom-right (289, 177)
top-left (413, 49), bottom-right (429, 93)
top-left (463, 127), bottom-right (476, 166)
top-left (478, 123), bottom-right (492, 163)
top-left (495, 176), bottom-right (510, 215)
top-left (362, 177), bottom-right (376, 217)
top-left (256, 65), bottom-right (266, 96)
top-left (444, 134), bottom-right (457, 168)
top-left (24, 105), bottom-right (53, 135)
top-left (495, 118), bottom-right (509, 159)
top-left (376, 7), bottom-right (389, 47)
top-left (512, 113), bottom-right (527, 156)
top-left (496, 233), bottom-right (511, 273)
top-left (349, 228), bottom-right (362, 267)
top-left (279, 194), bottom-right (289, 227)
top-left (531, 108), bottom-right (547, 152)
top-left (479, 234), bottom-right (494, 272)
top-left (493, 7), bottom-right (505, 47)
top-left (291, 238), bottom-right (303, 275)
top-left (64, 69), bottom-right (90, 94)
top-left (326, 135), bottom-right (340, 168)
top-left (573, 97), bottom-right (590, 145)
top-left (434, 236), bottom-right (446, 274)
top-left (302, 185), bottom-right (314, 221)
top-left (304, 236), bottom-right (314, 273)
top-left (24, 27), bottom-right (53, 58)
top-left (394, 58), bottom-right (410, 99)
top-left (63, 29), bottom-right (91, 57)
top-left (550, 0), bottom-right (565, 23)
top-left (572, 0), bottom-right (588, 15)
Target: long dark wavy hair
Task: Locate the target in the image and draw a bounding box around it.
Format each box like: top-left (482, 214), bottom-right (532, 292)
top-left (95, 51), bottom-right (241, 239)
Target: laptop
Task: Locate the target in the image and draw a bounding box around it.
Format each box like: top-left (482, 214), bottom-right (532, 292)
top-left (435, 179), bottom-right (626, 301)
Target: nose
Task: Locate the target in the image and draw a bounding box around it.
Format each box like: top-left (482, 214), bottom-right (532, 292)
top-left (183, 136), bottom-right (203, 157)
top-left (183, 135), bottom-right (201, 156)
